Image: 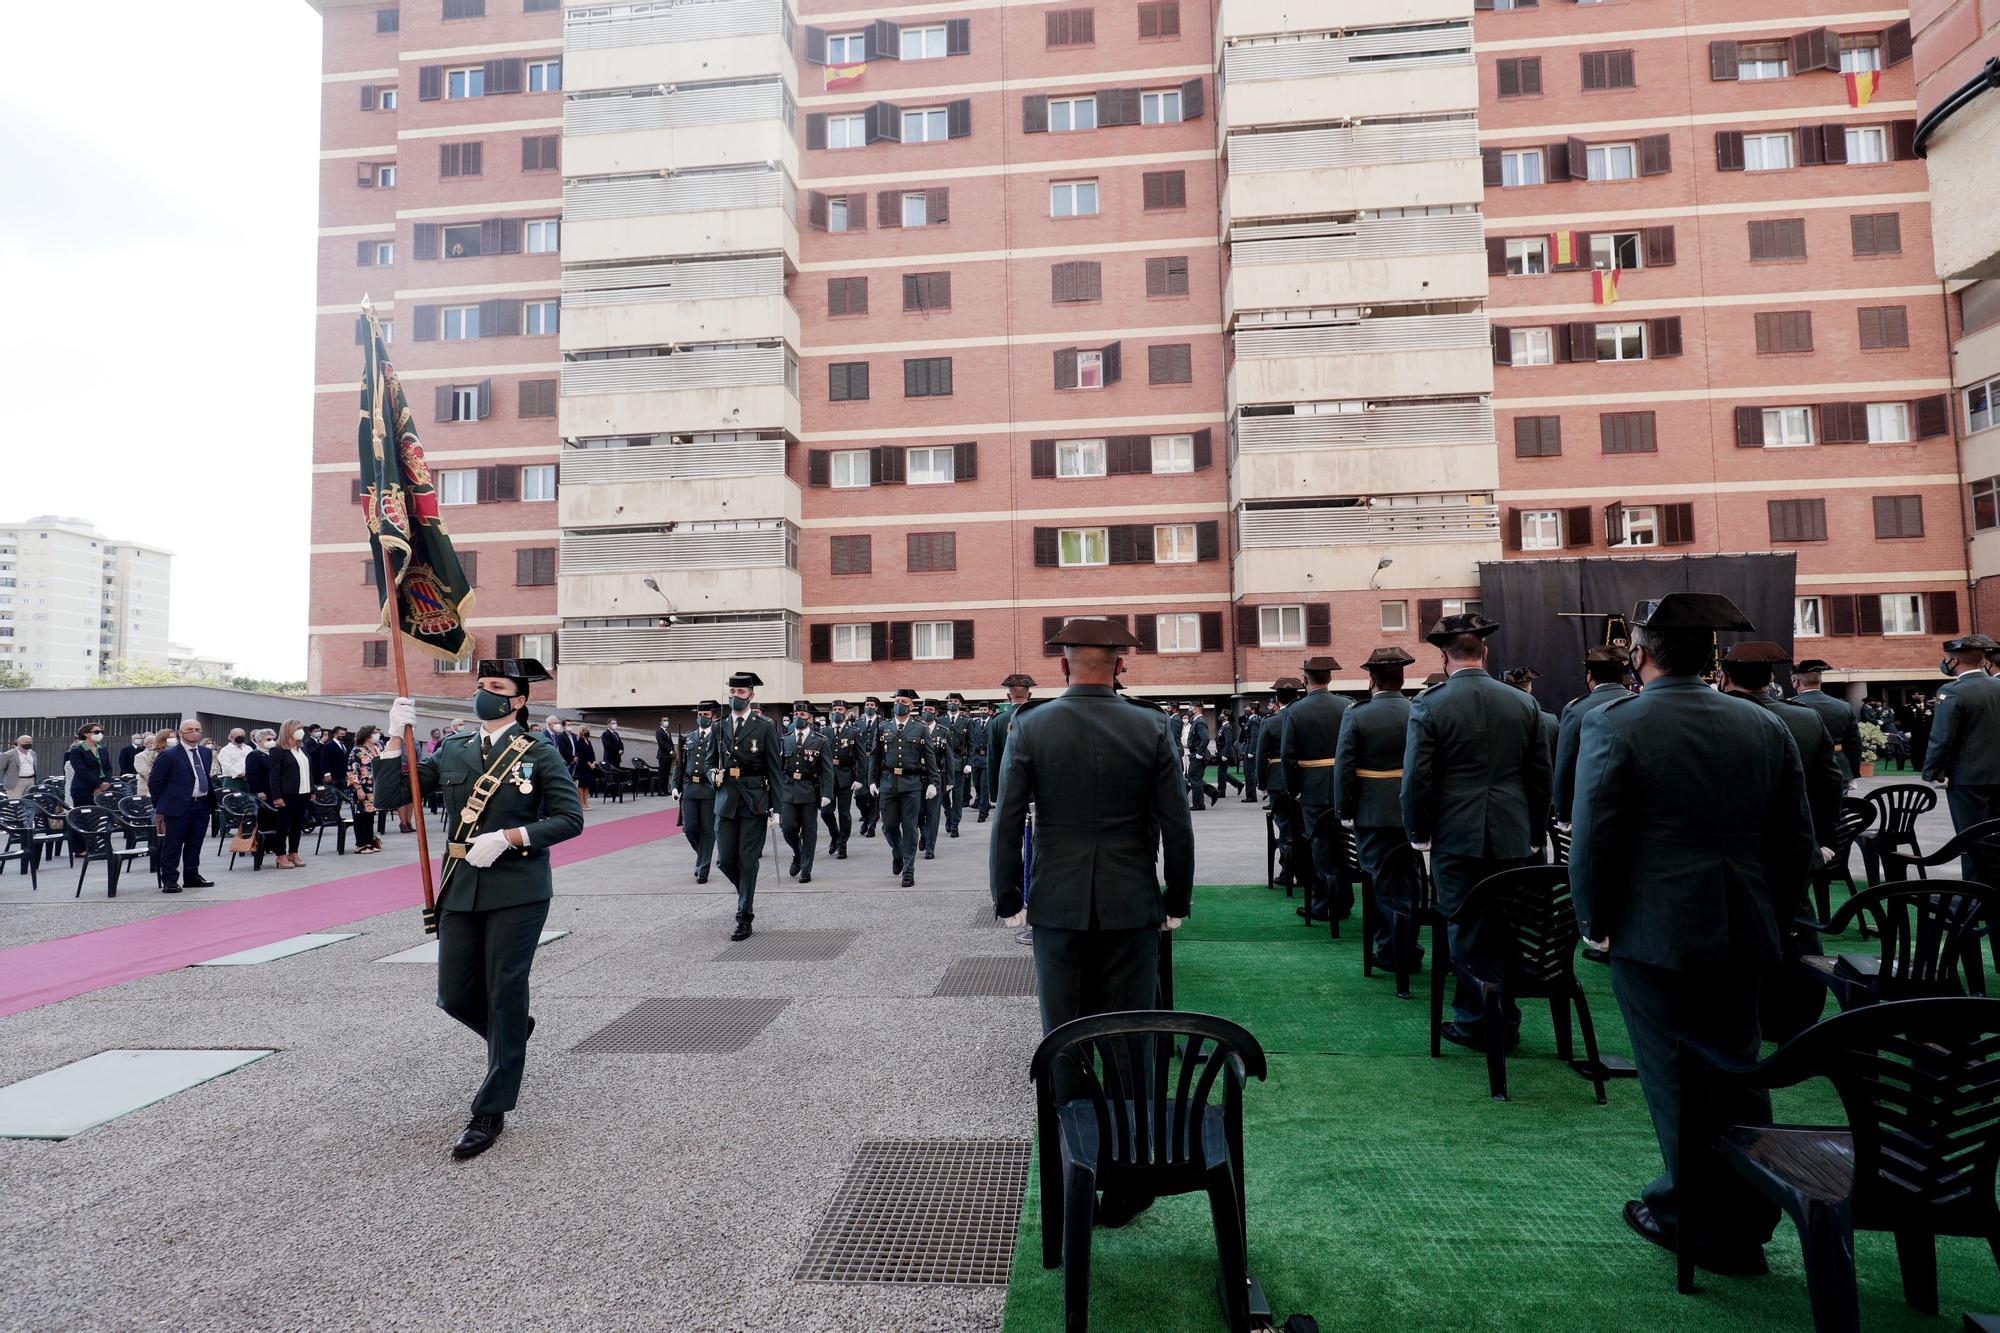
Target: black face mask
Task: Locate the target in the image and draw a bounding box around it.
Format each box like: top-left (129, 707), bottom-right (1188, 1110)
top-left (697, 714), bottom-right (713, 727)
top-left (730, 696), bottom-right (750, 713)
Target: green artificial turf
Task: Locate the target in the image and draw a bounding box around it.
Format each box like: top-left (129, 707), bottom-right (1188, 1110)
top-left (999, 884), bottom-right (2000, 1332)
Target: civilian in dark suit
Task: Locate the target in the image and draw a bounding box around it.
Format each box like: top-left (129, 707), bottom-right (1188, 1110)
top-left (148, 720), bottom-right (217, 892)
top-left (116, 736), bottom-right (140, 777)
top-left (600, 721), bottom-right (625, 770)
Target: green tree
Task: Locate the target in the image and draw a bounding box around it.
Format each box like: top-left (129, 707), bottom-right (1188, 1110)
top-left (91, 658), bottom-right (226, 688)
top-left (228, 676), bottom-right (309, 697)
top-left (0, 662), bottom-right (32, 690)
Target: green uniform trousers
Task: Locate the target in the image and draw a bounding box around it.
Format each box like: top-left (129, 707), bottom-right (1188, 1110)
top-left (715, 812), bottom-right (767, 922)
top-left (437, 899), bottom-right (549, 1116)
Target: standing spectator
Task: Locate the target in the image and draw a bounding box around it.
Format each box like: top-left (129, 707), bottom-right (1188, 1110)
top-left (2, 734), bottom-right (38, 797)
top-left (544, 717), bottom-right (578, 774)
top-left (64, 724), bottom-right (112, 852)
top-left (574, 725), bottom-right (598, 811)
top-left (213, 729), bottom-right (252, 793)
top-left (147, 719), bottom-right (217, 892)
top-left (116, 732), bottom-right (142, 777)
top-left (323, 725), bottom-right (352, 787)
top-left (600, 720), bottom-right (625, 770)
top-left (655, 716), bottom-right (674, 777)
top-left (266, 718), bottom-right (313, 868)
top-left (245, 728), bottom-right (279, 865)
top-left (425, 728), bottom-right (444, 755)
top-left (348, 725), bottom-right (384, 853)
top-left (132, 729), bottom-right (173, 782)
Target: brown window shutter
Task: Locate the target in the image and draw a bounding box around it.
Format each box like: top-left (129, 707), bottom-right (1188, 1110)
top-left (1486, 237), bottom-right (1510, 276)
top-left (877, 192), bottom-right (900, 229)
top-left (1135, 614), bottom-right (1159, 654)
top-left (1821, 123), bottom-right (1848, 165)
top-left (1043, 616), bottom-right (1066, 657)
top-left (419, 65), bottom-right (442, 101)
top-left (807, 191), bottom-right (828, 231)
top-left (1031, 439), bottom-right (1056, 477)
top-left (1054, 347), bottom-right (1078, 390)
top-left (475, 466), bottom-right (498, 504)
top-left (1580, 51), bottom-right (1605, 90)
top-left (1639, 134), bottom-right (1671, 176)
top-left (1857, 595), bottom-right (1885, 635)
top-left (1305, 603), bottom-right (1331, 647)
top-left (1709, 40), bottom-right (1739, 79)
top-left (1884, 19), bottom-right (1913, 67)
top-left (946, 18), bottom-right (970, 53)
top-left (953, 620), bottom-right (975, 659)
top-left (1142, 171), bottom-right (1165, 208)
top-left (1643, 225), bottom-right (1676, 266)
top-left (1915, 395), bottom-right (1949, 438)
top-left (947, 99), bottom-right (971, 139)
top-left (1077, 9), bottom-right (1096, 43)
top-left (1052, 262), bottom-right (1075, 302)
top-left (1023, 94), bottom-right (1048, 133)
top-left (890, 621), bottom-right (913, 660)
top-left (1033, 528), bottom-right (1058, 567)
top-left (1197, 610), bottom-right (1222, 653)
top-left (1179, 76), bottom-right (1205, 120)
top-left (1929, 591), bottom-right (1960, 635)
top-left (928, 187), bottom-right (949, 223)
top-left (1735, 405), bottom-right (1766, 446)
top-left (1414, 599), bottom-right (1444, 633)
top-left (1101, 341), bottom-right (1122, 385)
top-left (1505, 507), bottom-right (1523, 551)
top-left (1108, 525), bottom-right (1135, 565)
top-left (870, 621), bottom-right (889, 661)
top-left (1481, 148), bottom-right (1504, 187)
top-left (1234, 604), bottom-right (1259, 646)
top-left (1568, 322), bottom-right (1597, 362)
top-left (1498, 58), bottom-right (1521, 97)
top-left (413, 305), bottom-right (437, 341)
top-left (806, 113), bottom-right (826, 150)
top-left (1613, 50), bottom-right (1636, 87)
top-left (1715, 130), bottom-right (1745, 171)
top-left (878, 444), bottom-right (905, 483)
top-left (1196, 521), bottom-right (1219, 561)
top-left (1827, 595), bottom-right (1858, 636)
top-left (1648, 317), bottom-right (1683, 358)
top-left (1818, 402), bottom-right (1855, 443)
top-left (827, 277), bottom-right (847, 316)
top-left (1105, 436), bottom-right (1135, 475)
top-left (1491, 324), bottom-right (1514, 365)
top-left (1661, 502), bottom-right (1695, 546)
top-left (954, 442), bottom-right (977, 480)
top-left (1891, 119), bottom-right (1918, 161)
top-left (1192, 429), bottom-right (1213, 471)
top-left (809, 624), bottom-right (832, 662)
top-left (807, 450), bottom-right (830, 486)
top-left (1563, 506), bottom-right (1593, 548)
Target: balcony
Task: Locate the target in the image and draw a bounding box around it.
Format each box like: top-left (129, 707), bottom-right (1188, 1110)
top-left (1221, 24), bottom-right (1477, 129)
top-left (1233, 494), bottom-right (1499, 595)
top-left (561, 255), bottom-right (797, 350)
top-left (557, 611), bottom-right (801, 708)
top-left (563, 78), bottom-right (796, 178)
top-left (564, 0), bottom-right (789, 93)
top-left (1226, 213), bottom-right (1488, 314)
top-left (1222, 118), bottom-right (1483, 227)
top-left (1230, 311), bottom-right (1493, 404)
top-left (561, 434), bottom-right (794, 527)
top-left (563, 165), bottom-right (799, 266)
top-left (559, 520), bottom-right (800, 620)
top-left (1221, 0), bottom-right (1470, 41)
top-left (559, 341), bottom-right (800, 438)
top-left (1233, 401), bottom-right (1498, 501)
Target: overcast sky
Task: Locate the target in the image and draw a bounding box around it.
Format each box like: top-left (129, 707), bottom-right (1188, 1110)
top-left (0, 3), bottom-right (323, 680)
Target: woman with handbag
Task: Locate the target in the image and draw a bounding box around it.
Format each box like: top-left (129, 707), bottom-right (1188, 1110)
top-left (266, 718), bottom-right (312, 868)
top-left (348, 725), bottom-right (384, 853)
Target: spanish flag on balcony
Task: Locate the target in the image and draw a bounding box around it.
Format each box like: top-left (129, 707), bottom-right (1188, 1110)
top-left (1845, 69), bottom-right (1880, 108)
top-left (824, 62), bottom-right (865, 90)
top-left (1550, 230), bottom-right (1578, 268)
top-left (1592, 268), bottom-right (1621, 306)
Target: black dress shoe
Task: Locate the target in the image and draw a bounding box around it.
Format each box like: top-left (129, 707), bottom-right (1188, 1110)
top-left (977, 814), bottom-right (989, 823)
top-left (729, 922), bottom-right (753, 942)
top-left (695, 872), bottom-right (709, 884)
top-left (923, 849), bottom-right (935, 860)
top-left (183, 875), bottom-right (214, 888)
top-left (798, 871), bottom-right (812, 884)
top-left (1441, 1022), bottom-right (1522, 1053)
top-left (789, 858), bottom-right (800, 877)
top-left (160, 882), bottom-right (183, 894)
top-left (892, 859), bottom-right (902, 875)
top-left (450, 1113), bottom-right (504, 1160)
top-left (835, 847), bottom-right (847, 860)
top-left (900, 871), bottom-right (915, 887)
top-left (1582, 945), bottom-right (1611, 965)
top-left (948, 828), bottom-right (959, 838)
top-left (1623, 1201), bottom-right (1769, 1275)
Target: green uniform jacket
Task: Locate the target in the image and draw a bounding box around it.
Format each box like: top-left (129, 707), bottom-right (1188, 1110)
top-left (1553, 684), bottom-right (1629, 822)
top-left (1924, 670), bottom-right (2000, 785)
top-left (1334, 691), bottom-right (1411, 828)
top-left (873, 717), bottom-right (937, 795)
top-left (373, 723), bottom-right (585, 913)
top-left (985, 705), bottom-right (1016, 797)
top-left (1401, 668), bottom-right (1550, 855)
top-left (1569, 677), bottom-right (1815, 971)
top-left (776, 728), bottom-right (836, 805)
top-left (1280, 690), bottom-right (1350, 808)
top-left (1766, 695), bottom-right (1846, 849)
top-left (1792, 688), bottom-right (1863, 783)
top-left (703, 712), bottom-right (779, 818)
top-left (1254, 706), bottom-right (1288, 796)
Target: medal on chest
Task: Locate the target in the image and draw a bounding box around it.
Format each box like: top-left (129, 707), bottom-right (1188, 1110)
top-left (514, 760), bottom-right (535, 795)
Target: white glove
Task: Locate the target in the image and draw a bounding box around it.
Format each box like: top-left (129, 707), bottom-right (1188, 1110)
top-left (851, 780), bottom-right (862, 791)
top-left (819, 796), bottom-right (831, 808)
top-left (1340, 818), bottom-right (1356, 830)
top-left (1556, 821), bottom-right (1573, 833)
top-left (1820, 846), bottom-right (1835, 866)
top-left (670, 789), bottom-right (681, 801)
top-left (465, 829), bottom-right (513, 867)
top-left (963, 764), bottom-right (972, 774)
top-left (387, 696), bottom-right (417, 737)
top-left (1004, 910), bottom-right (1027, 927)
top-left (869, 783), bottom-right (880, 796)
top-left (925, 784), bottom-right (938, 800)
top-left (1410, 841), bottom-right (1432, 852)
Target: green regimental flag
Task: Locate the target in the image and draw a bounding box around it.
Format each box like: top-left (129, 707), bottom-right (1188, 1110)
top-left (356, 304), bottom-right (475, 662)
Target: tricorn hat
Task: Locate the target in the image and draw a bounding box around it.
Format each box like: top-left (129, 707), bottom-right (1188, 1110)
top-left (1045, 616), bottom-right (1141, 649)
top-left (1363, 647), bottom-right (1416, 669)
top-left (1271, 676), bottom-right (1304, 697)
top-left (1721, 641), bottom-right (1793, 665)
top-left (477, 658), bottom-right (551, 692)
top-left (1945, 634), bottom-right (2000, 653)
top-left (696, 698), bottom-right (721, 711)
top-left (893, 687), bottom-right (919, 701)
top-left (1793, 658), bottom-right (1833, 674)
top-left (1422, 671), bottom-right (1448, 686)
top-left (726, 670), bottom-right (764, 689)
top-left (791, 699), bottom-right (813, 713)
top-left (1502, 666), bottom-right (1541, 684)
top-left (1629, 593), bottom-right (1754, 632)
top-left (1000, 673), bottom-right (1037, 688)
top-left (1424, 612), bottom-right (1500, 648)
top-left (1300, 655), bottom-right (1342, 672)
top-left (1583, 645), bottom-right (1630, 665)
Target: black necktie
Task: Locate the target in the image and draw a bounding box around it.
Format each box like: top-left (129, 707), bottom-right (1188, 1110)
top-left (480, 735), bottom-right (492, 766)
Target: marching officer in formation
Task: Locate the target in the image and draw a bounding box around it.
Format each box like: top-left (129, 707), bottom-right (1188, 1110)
top-left (776, 699), bottom-right (835, 884)
top-left (378, 658), bottom-right (584, 1161)
top-left (1553, 646), bottom-right (1632, 824)
top-left (1281, 655), bottom-right (1352, 924)
top-left (1788, 657), bottom-right (1863, 784)
top-left (1239, 704), bottom-right (1264, 803)
top-left (705, 670), bottom-right (777, 942)
top-left (854, 696), bottom-right (884, 838)
top-left (820, 699), bottom-right (866, 859)
top-left (1257, 677), bottom-right (1304, 890)
top-left (871, 687), bottom-right (938, 886)
top-left (1336, 647), bottom-right (1416, 966)
top-left (969, 701), bottom-right (994, 822)
top-left (942, 692), bottom-right (975, 834)
top-left (672, 700), bottom-right (719, 884)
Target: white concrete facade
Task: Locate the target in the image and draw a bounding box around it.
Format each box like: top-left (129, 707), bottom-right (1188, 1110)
top-left (0, 516), bottom-right (173, 689)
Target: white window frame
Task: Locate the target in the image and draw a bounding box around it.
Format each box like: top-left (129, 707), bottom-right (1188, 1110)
top-left (1586, 142), bottom-right (1638, 181)
top-left (526, 60), bottom-right (561, 92)
top-left (372, 241), bottom-right (395, 265)
top-left (375, 164), bottom-right (398, 188)
top-left (1076, 349), bottom-right (1105, 389)
top-left (1968, 376), bottom-right (1999, 434)
top-left (442, 223), bottom-right (481, 257)
top-left (520, 464), bottom-right (556, 501)
top-left (827, 114), bottom-right (866, 149)
top-left (906, 446), bottom-right (956, 485)
top-left (523, 300), bottom-right (559, 335)
top-left (1590, 231), bottom-right (1642, 271)
top-left (1521, 509), bottom-right (1562, 550)
top-left (912, 620), bottom-right (955, 660)
top-left (1744, 133), bottom-right (1795, 171)
top-left (831, 623), bottom-right (870, 662)
top-left (1881, 593), bottom-right (1924, 635)
top-left (519, 633), bottom-right (554, 662)
top-left (437, 470), bottom-right (479, 505)
top-left (1057, 439), bottom-right (1106, 478)
top-left (378, 88), bottom-right (399, 110)
top-left (377, 320), bottom-right (393, 344)
top-left (1867, 402), bottom-right (1911, 443)
top-left (1506, 238), bottom-right (1548, 275)
top-left (1618, 505), bottom-right (1660, 547)
top-left (1794, 595), bottom-right (1823, 638)
top-left (1846, 126), bottom-right (1888, 164)
top-left (525, 219), bottom-right (559, 253)
top-left (437, 654), bottom-right (474, 674)
top-left (1151, 434), bottom-right (1194, 473)
top-left (900, 24), bottom-right (947, 59)
top-left (1380, 600), bottom-right (1408, 633)
top-left (1511, 327), bottom-right (1554, 365)
top-left (827, 197), bottom-right (850, 232)
top-left (1156, 613), bottom-right (1202, 654)
top-left (902, 106), bottom-right (949, 143)
top-left (446, 66), bottom-right (485, 99)
top-left (1500, 149), bottom-right (1544, 187)
top-left (825, 31), bottom-right (866, 63)
top-left (901, 191), bottom-right (929, 227)
top-left (830, 450), bottom-right (870, 489)
top-left (1259, 604), bottom-right (1305, 647)
top-left (1141, 89), bottom-right (1183, 124)
top-left (1738, 44), bottom-right (1790, 79)
top-left (449, 386), bottom-right (478, 422)
top-left (1155, 524), bottom-right (1197, 564)
top-left (1051, 180), bottom-right (1099, 218)
top-left (441, 305), bottom-right (480, 341)
top-left (1058, 527), bottom-right (1109, 567)
top-left (1763, 407), bottom-right (1815, 447)
top-left (1597, 322), bottom-right (1646, 361)
top-left (1839, 37), bottom-right (1882, 73)
top-left (1050, 96), bottom-right (1097, 132)
top-left (1971, 476), bottom-right (1999, 532)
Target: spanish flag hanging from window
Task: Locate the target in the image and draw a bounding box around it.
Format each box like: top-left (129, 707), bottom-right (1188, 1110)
top-left (1592, 268), bottom-right (1621, 305)
top-left (824, 62), bottom-right (865, 90)
top-left (1845, 69), bottom-right (1880, 108)
top-left (1550, 230), bottom-right (1578, 268)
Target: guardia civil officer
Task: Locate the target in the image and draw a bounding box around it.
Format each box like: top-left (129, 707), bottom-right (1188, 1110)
top-left (1569, 595), bottom-right (1815, 1274)
top-left (970, 703), bottom-right (994, 821)
top-left (378, 659), bottom-right (584, 1160)
top-left (673, 700), bottom-right (720, 883)
top-left (1553, 647), bottom-right (1632, 824)
top-left (1280, 655), bottom-right (1352, 923)
top-left (1335, 647), bottom-right (1416, 965)
top-left (776, 700), bottom-right (835, 883)
top-left (917, 700), bottom-right (953, 857)
top-left (855, 697), bottom-right (884, 837)
top-left (1256, 678), bottom-right (1304, 889)
top-left (704, 671), bottom-right (778, 941)
top-left (1502, 666), bottom-right (1559, 786)
top-left (1402, 612), bottom-right (1550, 1048)
top-left (942, 692), bottom-right (975, 834)
top-left (871, 688), bottom-right (937, 886)
top-left (986, 674), bottom-right (1035, 802)
top-left (1789, 658), bottom-right (1863, 784)
top-left (820, 700), bottom-right (866, 858)
top-left (1924, 632), bottom-right (2000, 856)
top-left (1239, 705), bottom-right (1264, 803)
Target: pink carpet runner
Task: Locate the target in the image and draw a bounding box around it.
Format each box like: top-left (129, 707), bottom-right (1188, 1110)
top-left (0, 808), bottom-right (680, 1019)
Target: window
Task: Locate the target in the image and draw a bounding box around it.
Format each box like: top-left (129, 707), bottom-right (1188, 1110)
top-left (442, 223), bottom-right (481, 256)
top-left (1596, 322), bottom-right (1645, 361)
top-left (907, 532), bottom-right (957, 571)
top-left (1059, 528), bottom-right (1109, 567)
top-left (1972, 476), bottom-right (1999, 531)
top-left (1058, 439), bottom-right (1106, 478)
top-left (442, 0), bottom-right (483, 18)
top-left (1145, 256), bottom-right (1190, 297)
top-left (1616, 505), bottom-right (1659, 547)
top-left (377, 88), bottom-right (399, 111)
top-left (1515, 415), bottom-right (1562, 457)
top-left (1496, 57), bottom-right (1542, 98)
top-left (525, 219), bottom-right (559, 253)
top-left (1155, 524), bottom-right (1197, 563)
top-left (1969, 377), bottom-right (2000, 433)
top-left (518, 379), bottom-right (556, 417)
top-left (436, 655), bottom-right (473, 674)
top-left (1846, 126), bottom-right (1888, 164)
top-left (905, 447), bottom-right (957, 486)
top-left (1511, 328), bottom-right (1554, 365)
top-left (1744, 133), bottom-right (1794, 171)
top-left (1851, 212), bottom-right (1902, 255)
top-left (521, 135), bottom-right (558, 171)
top-left (904, 271), bottom-right (950, 311)
top-left (913, 621), bottom-right (955, 660)
top-left (1795, 596), bottom-right (1823, 637)
top-left (827, 276), bottom-right (867, 316)
top-left (526, 60), bottom-right (561, 92)
top-left (1738, 42), bottom-right (1789, 79)
top-left (1151, 435), bottom-right (1194, 473)
top-left (1873, 494), bottom-right (1925, 538)
top-left (1141, 89), bottom-right (1182, 124)
top-left (1506, 238), bottom-right (1548, 275)
top-left (1601, 411), bottom-right (1657, 454)
top-left (447, 66), bottom-right (485, 99)
top-left (1050, 97), bottom-right (1097, 132)
top-left (901, 24), bottom-right (947, 58)
top-left (377, 7), bottom-right (399, 32)
top-left (828, 197), bottom-right (851, 233)
top-left (371, 241), bottom-right (395, 266)
top-left (831, 450), bottom-right (869, 489)
top-left (1768, 498), bottom-right (1828, 542)
top-left (1580, 48), bottom-right (1636, 89)
top-left (523, 300), bottom-right (559, 335)
top-left (1076, 349), bottom-right (1105, 388)
top-left (520, 465), bottom-right (555, 501)
top-left (441, 305), bottom-right (480, 340)
top-left (1138, 0), bottom-right (1181, 37)
top-left (829, 362), bottom-right (869, 401)
top-left (518, 633), bottom-right (554, 663)
top-left (449, 385), bottom-right (479, 421)
top-left (826, 31), bottom-right (866, 63)
top-left (827, 114), bottom-right (866, 149)
top-left (516, 548), bottom-right (556, 586)
top-left (1501, 149), bottom-right (1544, 187)
top-left (903, 357), bottom-right (953, 398)
top-left (1586, 143), bottom-right (1638, 181)
top-left (1051, 180), bottom-right (1099, 217)
top-left (1867, 402), bottom-right (1910, 442)
top-left (1754, 310), bottom-right (1813, 354)
top-left (1157, 613), bottom-right (1202, 653)
top-left (1046, 7), bottom-right (1094, 46)
top-left (1521, 509), bottom-right (1562, 550)
top-left (1840, 36), bottom-right (1882, 73)
top-left (1380, 601), bottom-right (1408, 632)
top-left (1764, 407), bottom-right (1814, 446)
top-left (438, 470), bottom-right (479, 505)
top-left (374, 164), bottom-right (397, 188)
top-left (903, 107), bottom-right (949, 143)
top-left (831, 624), bottom-right (870, 662)
top-left (1748, 218), bottom-right (1806, 261)
top-left (900, 192), bottom-right (929, 227)
top-left (1259, 605), bottom-right (1304, 647)
top-left (1142, 170), bottom-right (1186, 209)
top-left (1590, 231), bottom-right (1641, 270)
top-left (363, 640), bottom-right (388, 667)
top-left (1148, 344), bottom-right (1193, 384)
top-left (1857, 305), bottom-right (1909, 350)
top-left (1881, 593), bottom-right (1925, 635)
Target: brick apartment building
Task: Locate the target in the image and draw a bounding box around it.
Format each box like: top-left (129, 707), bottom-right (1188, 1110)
top-left (304, 0), bottom-right (1971, 711)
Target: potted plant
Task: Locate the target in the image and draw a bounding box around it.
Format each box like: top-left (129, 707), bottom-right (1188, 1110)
top-left (1857, 722), bottom-right (1886, 778)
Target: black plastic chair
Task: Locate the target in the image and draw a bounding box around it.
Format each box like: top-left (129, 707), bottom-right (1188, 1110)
top-left (0, 801), bottom-right (40, 891)
top-left (23, 796), bottom-right (70, 866)
top-left (1547, 819), bottom-right (1572, 866)
top-left (628, 758), bottom-right (659, 797)
top-left (63, 806), bottom-right (147, 898)
top-left (308, 786), bottom-right (348, 855)
top-left (1373, 848), bottom-right (1445, 1003)
top-left (1361, 842), bottom-right (1428, 992)
top-left (113, 794), bottom-right (158, 877)
top-left (1030, 1011), bottom-right (1268, 1333)
top-left (1880, 817), bottom-right (2000, 886)
top-left (1796, 879), bottom-right (2000, 1011)
top-left (215, 791), bottom-right (266, 870)
top-left (1262, 810), bottom-right (1285, 895)
top-left (1433, 864), bottom-right (1611, 1103)
top-left (1677, 997), bottom-right (2000, 1332)
top-left (1859, 783), bottom-right (1937, 884)
top-left (1813, 798), bottom-right (1877, 920)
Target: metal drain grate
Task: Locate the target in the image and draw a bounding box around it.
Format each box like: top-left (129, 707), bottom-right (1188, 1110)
top-left (969, 904), bottom-right (1007, 928)
top-left (794, 1139), bottom-right (1031, 1286)
top-left (572, 997), bottom-right (789, 1054)
top-left (713, 929), bottom-right (859, 963)
top-left (932, 955), bottom-right (1038, 997)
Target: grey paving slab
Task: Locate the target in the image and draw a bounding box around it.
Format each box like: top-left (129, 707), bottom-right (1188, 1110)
top-left (0, 1049), bottom-right (274, 1140)
top-left (375, 929), bottom-right (568, 964)
top-left (193, 933), bottom-right (358, 966)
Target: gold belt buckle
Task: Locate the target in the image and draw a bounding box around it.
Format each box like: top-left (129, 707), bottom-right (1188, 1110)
top-left (894, 767), bottom-right (904, 776)
top-left (728, 766), bottom-right (741, 778)
top-left (446, 842), bottom-right (471, 859)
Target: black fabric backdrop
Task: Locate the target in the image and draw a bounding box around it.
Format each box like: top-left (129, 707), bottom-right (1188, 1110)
top-left (1475, 553), bottom-right (1798, 714)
